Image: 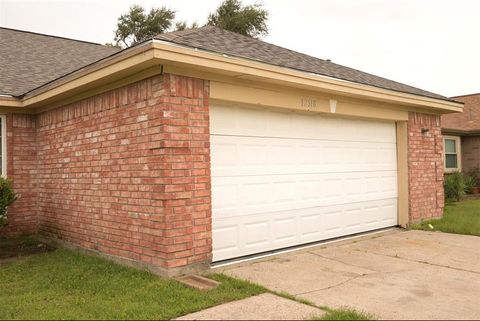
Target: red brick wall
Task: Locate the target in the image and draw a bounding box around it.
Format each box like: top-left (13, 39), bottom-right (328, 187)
top-left (442, 94), bottom-right (480, 132)
top-left (4, 74), bottom-right (211, 275)
top-left (408, 112), bottom-right (444, 221)
top-left (462, 136), bottom-right (480, 173)
top-left (0, 114), bottom-right (38, 236)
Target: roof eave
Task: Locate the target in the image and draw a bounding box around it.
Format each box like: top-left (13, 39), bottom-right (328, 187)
top-left (0, 95), bottom-right (22, 108)
top-left (0, 41), bottom-right (159, 110)
top-left (0, 39), bottom-right (464, 114)
top-left (151, 40), bottom-right (463, 113)
top-left (442, 128), bottom-right (480, 136)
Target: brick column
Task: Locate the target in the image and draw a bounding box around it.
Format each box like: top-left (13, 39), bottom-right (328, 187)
top-left (147, 74), bottom-right (212, 273)
top-left (407, 112), bottom-right (444, 222)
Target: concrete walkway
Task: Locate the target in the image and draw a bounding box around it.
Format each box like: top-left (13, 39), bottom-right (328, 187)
top-left (177, 293), bottom-right (324, 320)
top-left (217, 230), bottom-right (480, 320)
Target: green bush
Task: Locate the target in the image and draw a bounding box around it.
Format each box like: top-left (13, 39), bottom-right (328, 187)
top-left (464, 174), bottom-right (477, 194)
top-left (466, 166), bottom-right (480, 186)
top-left (0, 177), bottom-right (17, 227)
top-left (444, 172), bottom-right (465, 201)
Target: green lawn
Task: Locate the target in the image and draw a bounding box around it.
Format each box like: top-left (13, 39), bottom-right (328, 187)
top-left (0, 240), bottom-right (375, 320)
top-left (313, 308), bottom-right (374, 320)
top-left (411, 199), bottom-right (480, 236)
top-left (0, 249), bottom-right (266, 320)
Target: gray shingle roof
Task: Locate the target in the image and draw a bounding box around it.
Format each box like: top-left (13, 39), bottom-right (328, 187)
top-left (0, 27), bottom-right (120, 97)
top-left (155, 26), bottom-right (451, 101)
top-left (0, 26), bottom-right (453, 103)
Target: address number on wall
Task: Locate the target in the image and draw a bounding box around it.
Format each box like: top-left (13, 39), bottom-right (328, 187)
top-left (300, 97), bottom-right (317, 109)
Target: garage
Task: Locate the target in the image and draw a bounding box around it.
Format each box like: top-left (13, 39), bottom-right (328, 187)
top-left (211, 104), bottom-right (398, 262)
top-left (0, 25), bottom-right (461, 276)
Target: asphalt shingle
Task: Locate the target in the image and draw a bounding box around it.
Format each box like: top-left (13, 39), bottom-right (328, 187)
top-left (155, 26), bottom-right (451, 101)
top-left (0, 26), bottom-right (453, 102)
top-left (0, 28), bottom-right (120, 97)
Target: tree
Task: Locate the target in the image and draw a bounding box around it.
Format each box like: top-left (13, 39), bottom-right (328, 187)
top-left (207, 0), bottom-right (268, 38)
top-left (104, 42), bottom-right (122, 49)
top-left (112, 1), bottom-right (269, 47)
top-left (174, 21), bottom-right (199, 32)
top-left (114, 5), bottom-right (175, 47)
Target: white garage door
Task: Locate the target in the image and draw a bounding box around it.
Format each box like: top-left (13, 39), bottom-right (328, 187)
top-left (211, 104), bottom-right (398, 262)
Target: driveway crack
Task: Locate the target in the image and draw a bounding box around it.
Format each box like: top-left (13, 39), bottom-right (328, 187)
top-left (307, 251), bottom-right (377, 273)
top-left (294, 273), bottom-right (367, 295)
top-left (354, 249), bottom-right (480, 275)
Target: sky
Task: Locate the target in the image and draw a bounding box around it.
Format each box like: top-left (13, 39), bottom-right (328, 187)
top-left (0, 0), bottom-right (478, 97)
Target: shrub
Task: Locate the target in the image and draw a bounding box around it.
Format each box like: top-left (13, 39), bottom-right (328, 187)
top-left (0, 177), bottom-right (17, 227)
top-left (466, 166), bottom-right (480, 186)
top-left (464, 174), bottom-right (477, 194)
top-left (444, 172), bottom-right (465, 201)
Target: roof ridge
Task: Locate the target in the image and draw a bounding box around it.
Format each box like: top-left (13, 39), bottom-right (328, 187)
top-left (0, 26), bottom-right (112, 47)
top-left (215, 29), bottom-right (447, 99)
top-left (156, 26), bottom-right (448, 100)
top-left (157, 26), bottom-right (331, 64)
top-left (154, 25), bottom-right (214, 41)
top-left (202, 26), bottom-right (330, 62)
top-left (451, 93), bottom-right (480, 98)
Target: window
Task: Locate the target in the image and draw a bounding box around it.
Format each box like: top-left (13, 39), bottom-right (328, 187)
top-left (444, 135), bottom-right (461, 172)
top-left (0, 115), bottom-right (5, 177)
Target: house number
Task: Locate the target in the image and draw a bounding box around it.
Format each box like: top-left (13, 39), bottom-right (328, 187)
top-left (301, 97), bottom-right (317, 109)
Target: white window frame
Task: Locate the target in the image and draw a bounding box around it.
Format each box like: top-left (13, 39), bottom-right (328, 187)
top-left (443, 135), bottom-right (461, 173)
top-left (0, 115), bottom-right (5, 177)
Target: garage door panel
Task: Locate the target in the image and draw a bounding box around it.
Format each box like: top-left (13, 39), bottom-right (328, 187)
top-left (213, 198), bottom-right (398, 261)
top-left (240, 143), bottom-right (269, 166)
top-left (298, 212), bottom-right (324, 241)
top-left (271, 145), bottom-right (297, 165)
top-left (272, 216), bottom-right (297, 243)
top-left (212, 172), bottom-right (397, 220)
top-left (211, 136), bottom-right (397, 176)
top-left (211, 105), bottom-right (396, 143)
top-left (213, 183), bottom-right (238, 209)
top-left (212, 142), bottom-right (238, 167)
top-left (240, 182), bottom-right (271, 207)
top-left (244, 220), bottom-right (270, 248)
top-left (211, 104), bottom-right (398, 262)
top-left (213, 225), bottom-right (239, 254)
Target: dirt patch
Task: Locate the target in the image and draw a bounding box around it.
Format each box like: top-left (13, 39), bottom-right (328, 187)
top-left (0, 237), bottom-right (55, 260)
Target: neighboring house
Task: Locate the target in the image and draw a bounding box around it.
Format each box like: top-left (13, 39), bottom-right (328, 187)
top-left (441, 93), bottom-right (480, 173)
top-left (0, 26), bottom-right (463, 276)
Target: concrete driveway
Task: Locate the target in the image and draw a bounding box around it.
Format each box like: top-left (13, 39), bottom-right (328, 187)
top-left (215, 230), bottom-right (480, 320)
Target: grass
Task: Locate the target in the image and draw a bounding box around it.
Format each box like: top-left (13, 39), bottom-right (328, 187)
top-left (313, 307), bottom-right (375, 320)
top-left (0, 239), bottom-right (374, 320)
top-left (272, 290), bottom-right (317, 307)
top-left (0, 249), bottom-right (266, 320)
top-left (272, 292), bottom-right (374, 320)
top-left (411, 199), bottom-right (480, 236)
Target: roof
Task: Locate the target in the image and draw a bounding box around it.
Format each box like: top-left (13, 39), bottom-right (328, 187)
top-left (442, 93), bottom-right (480, 133)
top-left (452, 93), bottom-right (480, 98)
top-left (0, 27), bottom-right (120, 97)
top-left (0, 26), bottom-right (457, 105)
top-left (155, 26), bottom-right (452, 102)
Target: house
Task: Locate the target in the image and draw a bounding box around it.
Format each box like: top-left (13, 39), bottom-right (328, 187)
top-left (0, 26), bottom-right (463, 276)
top-left (441, 94), bottom-right (480, 173)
